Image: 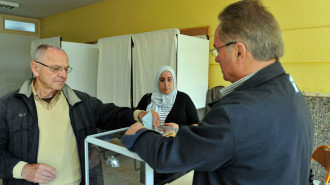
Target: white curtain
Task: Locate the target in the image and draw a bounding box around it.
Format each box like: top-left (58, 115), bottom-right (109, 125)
top-left (132, 28), bottom-right (179, 107)
top-left (97, 35), bottom-right (132, 107)
top-left (31, 36), bottom-right (61, 60)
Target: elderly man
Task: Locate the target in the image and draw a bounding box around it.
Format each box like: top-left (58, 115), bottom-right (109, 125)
top-left (121, 0), bottom-right (314, 184)
top-left (0, 44), bottom-right (160, 185)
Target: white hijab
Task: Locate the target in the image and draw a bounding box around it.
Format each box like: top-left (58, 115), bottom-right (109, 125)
top-left (146, 65), bottom-right (177, 112)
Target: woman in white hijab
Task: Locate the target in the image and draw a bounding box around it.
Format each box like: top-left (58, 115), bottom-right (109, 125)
top-left (136, 65), bottom-right (199, 129)
top-left (136, 65), bottom-right (199, 184)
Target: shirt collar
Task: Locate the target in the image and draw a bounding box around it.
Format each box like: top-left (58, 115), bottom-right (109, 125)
top-left (220, 70), bottom-right (259, 97)
top-left (31, 80), bottom-right (62, 110)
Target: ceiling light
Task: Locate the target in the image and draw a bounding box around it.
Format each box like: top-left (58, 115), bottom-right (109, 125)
top-left (0, 0), bottom-right (19, 9)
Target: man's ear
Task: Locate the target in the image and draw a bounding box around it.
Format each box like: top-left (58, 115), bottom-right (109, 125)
top-left (235, 42), bottom-right (247, 64)
top-left (30, 61), bottom-right (39, 77)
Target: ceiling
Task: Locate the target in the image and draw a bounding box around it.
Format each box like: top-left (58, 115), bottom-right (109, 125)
top-left (0, 0), bottom-right (105, 19)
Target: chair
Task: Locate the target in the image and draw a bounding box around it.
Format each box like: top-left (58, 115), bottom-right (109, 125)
top-left (311, 145), bottom-right (330, 184)
top-left (204, 86), bottom-right (224, 115)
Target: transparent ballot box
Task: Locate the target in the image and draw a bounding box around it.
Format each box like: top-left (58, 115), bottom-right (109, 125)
top-left (84, 127), bottom-right (154, 185)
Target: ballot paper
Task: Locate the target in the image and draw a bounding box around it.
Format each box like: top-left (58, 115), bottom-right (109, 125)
top-left (142, 111), bottom-right (154, 130)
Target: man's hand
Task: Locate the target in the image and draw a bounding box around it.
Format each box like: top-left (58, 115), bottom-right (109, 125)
top-left (89, 147), bottom-right (100, 169)
top-left (139, 110), bottom-right (160, 129)
top-left (22, 163), bottom-right (57, 184)
top-left (150, 110), bottom-right (161, 129)
top-left (125, 122), bottom-right (145, 135)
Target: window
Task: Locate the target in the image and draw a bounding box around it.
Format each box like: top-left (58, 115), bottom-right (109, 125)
top-left (5, 19), bottom-right (36, 32)
top-left (0, 14), bottom-right (39, 36)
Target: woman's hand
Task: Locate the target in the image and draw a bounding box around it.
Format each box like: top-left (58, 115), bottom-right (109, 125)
top-left (164, 122), bottom-right (179, 129)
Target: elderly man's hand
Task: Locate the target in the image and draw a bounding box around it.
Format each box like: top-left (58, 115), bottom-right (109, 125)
top-left (138, 110), bottom-right (160, 129)
top-left (125, 122), bottom-right (145, 135)
top-left (22, 163), bottom-right (58, 183)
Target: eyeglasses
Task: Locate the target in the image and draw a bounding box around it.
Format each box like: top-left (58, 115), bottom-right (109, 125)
top-left (210, 42), bottom-right (237, 57)
top-left (34, 61), bottom-right (73, 73)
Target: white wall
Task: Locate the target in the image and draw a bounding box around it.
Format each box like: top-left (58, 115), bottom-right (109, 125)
top-left (177, 34), bottom-right (209, 109)
top-left (0, 33), bottom-right (39, 97)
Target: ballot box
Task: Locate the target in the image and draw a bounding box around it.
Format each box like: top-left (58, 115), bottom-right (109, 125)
top-left (84, 127), bottom-right (154, 185)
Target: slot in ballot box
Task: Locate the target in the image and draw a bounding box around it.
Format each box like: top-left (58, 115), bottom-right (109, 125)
top-left (84, 127), bottom-right (154, 185)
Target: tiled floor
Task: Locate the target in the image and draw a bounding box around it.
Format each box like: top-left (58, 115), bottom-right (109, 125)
top-left (167, 171), bottom-right (193, 185)
top-left (100, 150), bottom-right (192, 185)
top-left (100, 151), bottom-right (142, 185)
